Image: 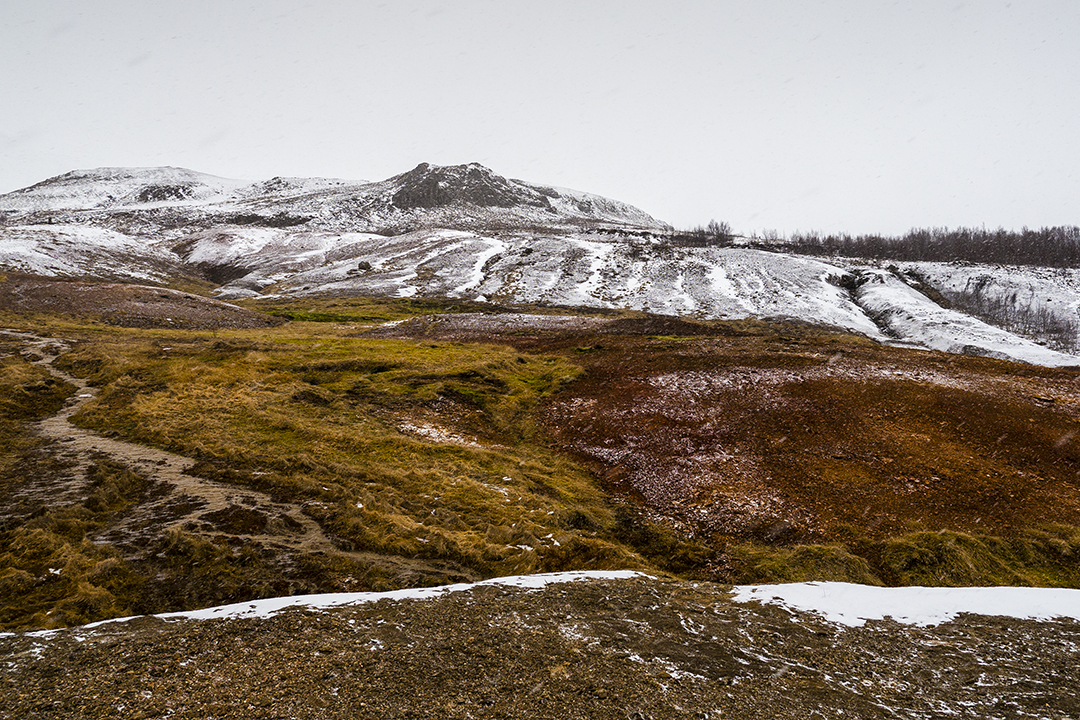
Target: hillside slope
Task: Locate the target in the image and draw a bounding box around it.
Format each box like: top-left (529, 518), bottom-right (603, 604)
top-left (2, 164), bottom-right (1079, 366)
top-left (3, 300), bottom-right (1079, 634)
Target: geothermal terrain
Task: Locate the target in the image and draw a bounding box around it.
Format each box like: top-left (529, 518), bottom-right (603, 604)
top-left (1, 163), bottom-right (1079, 718)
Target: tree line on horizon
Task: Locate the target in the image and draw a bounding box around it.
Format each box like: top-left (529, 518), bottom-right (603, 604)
top-left (774, 225), bottom-right (1080, 268)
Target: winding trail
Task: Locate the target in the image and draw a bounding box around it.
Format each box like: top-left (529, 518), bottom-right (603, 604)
top-left (2, 329), bottom-right (333, 557)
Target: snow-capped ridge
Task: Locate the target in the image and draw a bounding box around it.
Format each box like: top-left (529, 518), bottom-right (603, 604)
top-left (0, 162), bottom-right (668, 233)
top-left (1, 166), bottom-right (247, 211)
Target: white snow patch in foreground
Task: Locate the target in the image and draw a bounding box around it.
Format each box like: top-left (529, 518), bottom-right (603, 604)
top-left (732, 581), bottom-right (1080, 627)
top-left (163, 571), bottom-right (647, 622)
top-left (20, 571), bottom-right (646, 636)
top-left (11, 574), bottom-right (1080, 638)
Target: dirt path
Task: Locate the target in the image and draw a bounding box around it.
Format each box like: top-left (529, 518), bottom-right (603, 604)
top-left (2, 329), bottom-right (335, 558)
top-left (3, 328), bottom-right (479, 589)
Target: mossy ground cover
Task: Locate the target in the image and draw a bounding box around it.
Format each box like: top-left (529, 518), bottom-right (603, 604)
top-left (0, 342), bottom-right (75, 500)
top-left (1, 302), bottom-right (663, 627)
top-left (57, 325), bottom-right (631, 574)
top-left (3, 294), bottom-right (1080, 630)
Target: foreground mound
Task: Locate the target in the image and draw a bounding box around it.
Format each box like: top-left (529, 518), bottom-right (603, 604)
top-left (2, 574), bottom-right (1078, 719)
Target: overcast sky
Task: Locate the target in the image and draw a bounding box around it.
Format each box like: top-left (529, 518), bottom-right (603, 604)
top-left (2, 0), bottom-right (1077, 235)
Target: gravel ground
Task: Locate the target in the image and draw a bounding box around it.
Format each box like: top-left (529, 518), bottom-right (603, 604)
top-left (2, 575), bottom-right (1077, 719)
top-left (0, 273), bottom-right (282, 329)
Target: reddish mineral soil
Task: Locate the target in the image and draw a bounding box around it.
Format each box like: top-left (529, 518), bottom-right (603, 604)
top-left (372, 313), bottom-right (1080, 544)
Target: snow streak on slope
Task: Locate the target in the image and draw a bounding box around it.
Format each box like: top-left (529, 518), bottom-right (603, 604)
top-left (854, 269), bottom-right (1080, 366)
top-left (0, 167), bottom-right (247, 212)
top-left (197, 229), bottom-right (886, 339)
top-left (0, 225), bottom-right (183, 281)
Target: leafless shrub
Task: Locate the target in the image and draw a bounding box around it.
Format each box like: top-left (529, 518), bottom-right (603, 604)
top-left (943, 284), bottom-right (1080, 352)
top-left (786, 225), bottom-right (1080, 268)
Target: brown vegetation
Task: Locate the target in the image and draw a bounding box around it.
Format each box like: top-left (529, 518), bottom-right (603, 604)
top-left (5, 575), bottom-right (1079, 720)
top-left (2, 289), bottom-right (1080, 630)
top-left (0, 272), bottom-right (281, 329)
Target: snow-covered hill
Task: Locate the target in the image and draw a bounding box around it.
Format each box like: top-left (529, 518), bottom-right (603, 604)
top-left (0, 162), bottom-right (667, 234)
top-left (2, 163), bottom-right (1079, 367)
top-left (0, 166), bottom-right (247, 212)
top-left (0, 224), bottom-right (185, 281)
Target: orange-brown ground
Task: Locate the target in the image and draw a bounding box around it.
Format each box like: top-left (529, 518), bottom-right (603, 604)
top-left (375, 313), bottom-right (1080, 546)
top-left (0, 272), bottom-right (282, 329)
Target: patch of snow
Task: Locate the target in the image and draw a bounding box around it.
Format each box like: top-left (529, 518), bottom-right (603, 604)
top-left (398, 422), bottom-right (481, 448)
top-left (733, 581), bottom-right (1080, 627)
top-left (181, 227), bottom-right (283, 265)
top-left (35, 571), bottom-right (648, 634)
top-left (854, 268), bottom-right (1080, 367)
top-left (451, 236), bottom-right (506, 296)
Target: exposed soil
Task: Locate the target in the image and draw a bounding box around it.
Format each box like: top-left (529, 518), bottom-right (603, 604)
top-left (0, 329), bottom-right (477, 619)
top-left (0, 273), bottom-right (283, 329)
top-left (2, 575), bottom-right (1077, 719)
top-left (369, 313), bottom-right (1080, 545)
top-left (1, 330), bottom-right (328, 555)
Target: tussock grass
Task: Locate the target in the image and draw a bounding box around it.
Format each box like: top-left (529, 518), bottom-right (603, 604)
top-left (881, 526), bottom-right (1080, 587)
top-left (6, 298), bottom-right (1080, 629)
top-left (719, 525), bottom-right (1080, 587)
top-left (0, 461), bottom-right (147, 629)
top-left (53, 322), bottom-right (648, 598)
top-left (0, 354), bottom-right (74, 421)
top-left (727, 543), bottom-right (882, 585)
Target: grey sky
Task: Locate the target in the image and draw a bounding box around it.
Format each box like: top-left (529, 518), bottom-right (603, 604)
top-left (2, 0), bottom-right (1077, 234)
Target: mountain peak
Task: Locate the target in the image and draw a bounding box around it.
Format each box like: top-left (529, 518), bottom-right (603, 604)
top-left (389, 162), bottom-right (542, 211)
top-left (0, 161), bottom-right (668, 232)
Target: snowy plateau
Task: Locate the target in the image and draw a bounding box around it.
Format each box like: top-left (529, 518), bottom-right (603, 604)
top-left (2, 162), bottom-right (1078, 367)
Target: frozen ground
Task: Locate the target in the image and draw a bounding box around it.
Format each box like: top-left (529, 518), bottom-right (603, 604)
top-left (4, 573), bottom-right (1078, 719)
top-left (12, 571), bottom-right (1075, 634)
